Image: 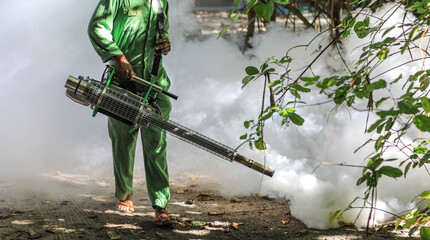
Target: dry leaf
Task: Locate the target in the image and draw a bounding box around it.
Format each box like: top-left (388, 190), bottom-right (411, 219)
top-left (199, 197), bottom-right (215, 201)
top-left (282, 219), bottom-right (290, 225)
top-left (176, 189), bottom-right (188, 194)
top-left (208, 211), bottom-right (225, 216)
top-left (232, 222), bottom-right (244, 229)
top-left (28, 229), bottom-right (41, 239)
top-left (299, 229), bottom-right (309, 235)
top-left (198, 192), bottom-right (212, 197)
top-left (231, 197), bottom-right (242, 203)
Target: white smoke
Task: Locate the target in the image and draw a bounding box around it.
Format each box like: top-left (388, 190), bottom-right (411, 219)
top-left (0, 0), bottom-right (429, 230)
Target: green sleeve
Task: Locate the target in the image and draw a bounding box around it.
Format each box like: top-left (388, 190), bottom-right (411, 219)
top-left (88, 0), bottom-right (123, 63)
top-left (161, 1), bottom-right (170, 40)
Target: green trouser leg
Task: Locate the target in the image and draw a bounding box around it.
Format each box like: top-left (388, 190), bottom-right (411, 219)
top-left (108, 93), bottom-right (172, 208)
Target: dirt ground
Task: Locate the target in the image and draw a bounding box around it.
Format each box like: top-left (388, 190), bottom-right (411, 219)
top-left (0, 173), bottom-right (418, 240)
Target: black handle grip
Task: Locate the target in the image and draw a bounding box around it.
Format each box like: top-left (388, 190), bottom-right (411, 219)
top-left (162, 90), bottom-right (178, 100)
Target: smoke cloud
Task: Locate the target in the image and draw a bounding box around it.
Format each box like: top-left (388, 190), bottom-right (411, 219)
top-left (0, 0), bottom-right (428, 229)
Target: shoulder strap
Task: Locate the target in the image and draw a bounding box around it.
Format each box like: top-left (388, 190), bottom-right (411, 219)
top-left (151, 0), bottom-right (165, 76)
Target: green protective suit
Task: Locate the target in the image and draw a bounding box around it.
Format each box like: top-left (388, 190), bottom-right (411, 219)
top-left (88, 0), bottom-right (172, 208)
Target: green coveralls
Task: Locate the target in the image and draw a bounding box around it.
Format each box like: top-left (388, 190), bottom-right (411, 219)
top-left (88, 0), bottom-right (172, 208)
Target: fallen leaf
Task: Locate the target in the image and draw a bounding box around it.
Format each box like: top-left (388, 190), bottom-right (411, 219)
top-left (191, 221), bottom-right (204, 227)
top-left (156, 232), bottom-right (166, 239)
top-left (282, 219), bottom-right (290, 225)
top-left (199, 197), bottom-right (215, 201)
top-left (28, 229), bottom-right (41, 239)
top-left (232, 222), bottom-right (244, 228)
top-left (46, 228), bottom-right (63, 234)
top-left (208, 212), bottom-right (225, 216)
top-left (201, 225), bottom-right (209, 229)
top-left (176, 189), bottom-right (188, 194)
top-left (299, 229), bottom-right (309, 235)
top-left (198, 192), bottom-right (212, 197)
top-left (107, 230), bottom-right (121, 240)
top-left (231, 197), bottom-right (242, 203)
top-left (189, 176), bottom-right (199, 181)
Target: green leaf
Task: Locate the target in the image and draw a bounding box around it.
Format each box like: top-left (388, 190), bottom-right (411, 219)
top-left (300, 76), bottom-right (320, 82)
top-left (398, 101), bottom-right (419, 114)
top-left (414, 115), bottom-right (430, 132)
top-left (374, 135), bottom-right (384, 150)
top-left (280, 108), bottom-right (295, 117)
top-left (379, 166), bottom-right (403, 178)
top-left (414, 145), bottom-right (428, 154)
top-left (420, 226), bottom-right (430, 240)
top-left (290, 83), bottom-right (311, 92)
top-left (421, 191), bottom-right (430, 199)
top-left (404, 162), bottom-right (412, 178)
top-left (385, 118), bottom-right (394, 131)
top-left (422, 98), bottom-right (430, 114)
top-left (233, 0), bottom-right (242, 7)
top-left (367, 79), bottom-right (387, 92)
top-left (263, 1), bottom-right (275, 22)
top-left (403, 217), bottom-right (417, 228)
top-left (357, 172), bottom-right (371, 186)
top-left (409, 226), bottom-right (419, 237)
top-left (259, 111), bottom-right (274, 121)
top-left (290, 89), bottom-right (301, 99)
top-left (368, 118), bottom-right (386, 133)
top-left (268, 80), bottom-right (281, 88)
top-left (401, 26), bottom-right (420, 54)
top-left (289, 113), bottom-right (304, 126)
top-left (254, 138), bottom-right (265, 150)
top-left (329, 210), bottom-right (342, 227)
top-left (242, 75), bottom-right (255, 88)
top-left (246, 66), bottom-right (259, 75)
top-left (244, 121), bottom-right (251, 129)
top-left (240, 133), bottom-right (248, 140)
top-left (376, 109), bottom-right (400, 118)
top-left (342, 30), bottom-right (351, 38)
top-left (377, 48), bottom-right (390, 61)
top-left (382, 26), bottom-right (395, 37)
top-left (273, 0), bottom-right (290, 4)
top-left (217, 25), bottom-right (230, 39)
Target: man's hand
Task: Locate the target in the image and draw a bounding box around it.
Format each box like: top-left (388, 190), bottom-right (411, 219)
top-left (113, 54), bottom-right (135, 81)
top-left (155, 38), bottom-right (171, 54)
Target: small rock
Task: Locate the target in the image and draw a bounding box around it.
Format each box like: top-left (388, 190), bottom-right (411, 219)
top-left (185, 199), bottom-right (194, 205)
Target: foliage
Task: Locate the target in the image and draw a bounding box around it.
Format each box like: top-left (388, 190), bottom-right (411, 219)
top-left (227, 0), bottom-right (430, 238)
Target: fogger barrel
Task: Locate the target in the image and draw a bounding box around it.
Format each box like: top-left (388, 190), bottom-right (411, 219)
top-left (65, 76), bottom-right (275, 177)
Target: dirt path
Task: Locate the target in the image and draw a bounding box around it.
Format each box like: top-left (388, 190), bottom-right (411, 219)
top-left (0, 173), bottom-right (417, 240)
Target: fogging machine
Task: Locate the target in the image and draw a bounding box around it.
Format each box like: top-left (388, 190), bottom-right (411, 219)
top-left (64, 69), bottom-right (275, 177)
